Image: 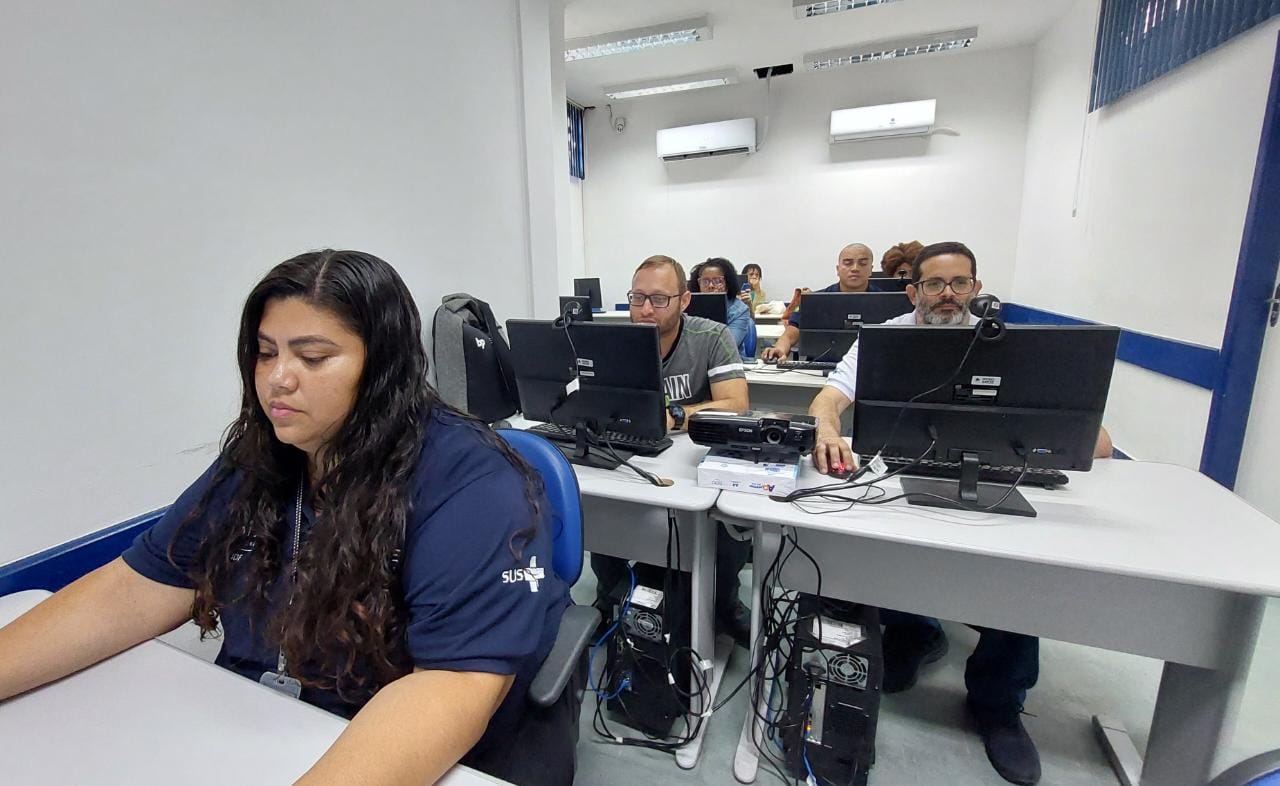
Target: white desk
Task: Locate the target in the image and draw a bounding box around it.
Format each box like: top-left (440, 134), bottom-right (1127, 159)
top-left (592, 310), bottom-right (630, 321)
top-left (0, 591), bottom-right (506, 786)
top-left (505, 418), bottom-right (731, 768)
top-left (755, 324), bottom-right (784, 341)
top-left (717, 459), bottom-right (1280, 786)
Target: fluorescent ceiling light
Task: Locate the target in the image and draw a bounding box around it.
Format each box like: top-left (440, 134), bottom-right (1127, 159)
top-left (603, 69), bottom-right (738, 100)
top-left (793, 0), bottom-right (907, 19)
top-left (803, 27), bottom-right (978, 70)
top-left (565, 16), bottom-right (712, 62)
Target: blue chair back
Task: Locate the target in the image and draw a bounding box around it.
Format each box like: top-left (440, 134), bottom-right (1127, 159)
top-left (497, 429), bottom-right (585, 585)
top-left (742, 319), bottom-right (758, 358)
top-left (1208, 751), bottom-right (1280, 786)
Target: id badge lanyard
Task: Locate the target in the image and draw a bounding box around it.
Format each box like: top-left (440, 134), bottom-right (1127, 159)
top-left (259, 476), bottom-right (305, 699)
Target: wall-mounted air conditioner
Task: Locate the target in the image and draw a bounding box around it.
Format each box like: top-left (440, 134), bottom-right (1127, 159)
top-left (656, 118), bottom-right (756, 161)
top-left (829, 99), bottom-right (936, 143)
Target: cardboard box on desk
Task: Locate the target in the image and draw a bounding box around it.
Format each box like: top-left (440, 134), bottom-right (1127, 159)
top-left (697, 448), bottom-right (800, 497)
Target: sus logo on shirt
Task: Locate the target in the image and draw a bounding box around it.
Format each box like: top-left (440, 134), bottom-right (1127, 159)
top-left (501, 556), bottom-right (545, 593)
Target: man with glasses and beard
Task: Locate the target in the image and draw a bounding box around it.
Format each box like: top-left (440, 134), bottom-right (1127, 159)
top-left (802, 241), bottom-right (1109, 786)
top-left (589, 255), bottom-right (756, 647)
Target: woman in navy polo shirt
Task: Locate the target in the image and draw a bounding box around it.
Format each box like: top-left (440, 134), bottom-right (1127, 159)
top-left (0, 250), bottom-right (574, 785)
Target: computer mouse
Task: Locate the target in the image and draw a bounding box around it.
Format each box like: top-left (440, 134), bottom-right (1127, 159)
top-left (762, 357), bottom-right (779, 365)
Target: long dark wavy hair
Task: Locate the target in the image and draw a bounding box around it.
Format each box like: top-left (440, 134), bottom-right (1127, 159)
top-left (174, 249), bottom-right (543, 703)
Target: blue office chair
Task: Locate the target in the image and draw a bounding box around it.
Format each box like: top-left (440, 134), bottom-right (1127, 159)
top-left (496, 429), bottom-right (600, 708)
top-left (1208, 751), bottom-right (1280, 786)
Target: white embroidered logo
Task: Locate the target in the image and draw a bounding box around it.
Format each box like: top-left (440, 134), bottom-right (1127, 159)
top-left (474, 336), bottom-right (488, 350)
top-left (501, 556), bottom-right (545, 593)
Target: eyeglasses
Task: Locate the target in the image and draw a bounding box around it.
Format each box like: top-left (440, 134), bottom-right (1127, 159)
top-left (698, 276), bottom-right (725, 287)
top-left (917, 276), bottom-right (975, 296)
top-left (627, 291), bottom-right (676, 308)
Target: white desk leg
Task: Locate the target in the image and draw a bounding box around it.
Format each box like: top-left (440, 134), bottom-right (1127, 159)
top-left (733, 522), bottom-right (782, 784)
top-left (675, 510), bottom-right (732, 770)
top-left (1094, 594), bottom-right (1265, 786)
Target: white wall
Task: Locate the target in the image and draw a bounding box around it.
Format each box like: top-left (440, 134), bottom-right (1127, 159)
top-left (0, 0), bottom-right (565, 561)
top-left (1013, 0), bottom-right (1280, 466)
top-left (580, 46), bottom-right (1035, 306)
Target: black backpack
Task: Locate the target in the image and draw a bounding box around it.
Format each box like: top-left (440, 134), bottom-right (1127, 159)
top-left (429, 293), bottom-right (520, 423)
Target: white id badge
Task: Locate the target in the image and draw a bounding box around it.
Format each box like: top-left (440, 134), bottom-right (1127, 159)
top-left (259, 671), bottom-right (303, 699)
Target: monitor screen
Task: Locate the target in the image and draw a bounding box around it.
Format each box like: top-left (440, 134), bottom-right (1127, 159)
top-left (797, 292), bottom-right (912, 360)
top-left (573, 278), bottom-right (603, 311)
top-left (851, 323), bottom-right (1120, 515)
top-left (685, 293), bottom-right (729, 324)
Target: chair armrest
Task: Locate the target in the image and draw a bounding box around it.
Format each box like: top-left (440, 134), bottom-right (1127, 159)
top-left (528, 604), bottom-right (600, 708)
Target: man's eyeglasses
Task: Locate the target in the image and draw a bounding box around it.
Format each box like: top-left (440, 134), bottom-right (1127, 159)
top-left (698, 276), bottom-right (725, 288)
top-left (917, 276), bottom-right (976, 296)
top-left (627, 291), bottom-right (676, 308)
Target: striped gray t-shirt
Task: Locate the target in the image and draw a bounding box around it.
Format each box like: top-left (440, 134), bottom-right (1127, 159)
top-left (662, 315), bottom-right (746, 405)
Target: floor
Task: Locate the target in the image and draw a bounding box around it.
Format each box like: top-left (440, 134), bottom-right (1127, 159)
top-left (161, 568), bottom-right (1280, 786)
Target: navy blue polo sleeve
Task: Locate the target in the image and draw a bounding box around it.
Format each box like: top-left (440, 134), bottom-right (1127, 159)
top-left (121, 459), bottom-right (230, 588)
top-left (401, 467), bottom-right (553, 675)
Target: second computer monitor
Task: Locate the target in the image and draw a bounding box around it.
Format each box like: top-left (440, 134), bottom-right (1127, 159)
top-left (558, 296), bottom-right (593, 321)
top-left (573, 277), bottom-right (603, 311)
top-left (797, 292), bottom-right (912, 360)
top-left (851, 324), bottom-right (1120, 516)
top-left (685, 293), bottom-right (728, 324)
top-left (505, 319), bottom-right (666, 440)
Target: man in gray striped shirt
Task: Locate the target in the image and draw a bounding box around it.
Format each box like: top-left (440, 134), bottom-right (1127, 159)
top-left (591, 255), bottom-right (754, 646)
top-left (627, 255), bottom-right (748, 426)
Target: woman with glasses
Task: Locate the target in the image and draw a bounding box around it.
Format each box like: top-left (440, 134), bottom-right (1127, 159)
top-left (689, 257), bottom-right (756, 358)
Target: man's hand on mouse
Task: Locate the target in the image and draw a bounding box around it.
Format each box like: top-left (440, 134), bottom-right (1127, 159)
top-left (813, 431), bottom-right (857, 476)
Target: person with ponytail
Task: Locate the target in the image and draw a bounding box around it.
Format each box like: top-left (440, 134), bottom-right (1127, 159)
top-left (0, 250), bottom-right (576, 786)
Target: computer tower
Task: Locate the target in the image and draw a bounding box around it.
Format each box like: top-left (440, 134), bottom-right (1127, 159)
top-left (782, 596), bottom-right (883, 786)
top-left (603, 563), bottom-right (692, 738)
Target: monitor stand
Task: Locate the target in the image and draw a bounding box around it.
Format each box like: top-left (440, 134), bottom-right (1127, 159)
top-left (899, 452), bottom-right (1037, 518)
top-left (551, 425), bottom-right (635, 471)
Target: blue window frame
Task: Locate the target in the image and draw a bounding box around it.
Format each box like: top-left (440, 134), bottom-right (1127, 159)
top-left (568, 103), bottom-right (586, 180)
top-left (1091, 0), bottom-right (1280, 110)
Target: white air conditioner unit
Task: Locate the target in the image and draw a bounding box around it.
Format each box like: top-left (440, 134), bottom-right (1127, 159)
top-left (656, 118), bottom-right (756, 161)
top-left (829, 99), bottom-right (936, 143)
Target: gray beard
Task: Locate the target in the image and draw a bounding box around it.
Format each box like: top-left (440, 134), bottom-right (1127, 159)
top-left (918, 303), bottom-right (970, 325)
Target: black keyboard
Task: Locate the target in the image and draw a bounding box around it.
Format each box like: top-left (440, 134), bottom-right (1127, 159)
top-left (526, 423), bottom-right (672, 457)
top-left (868, 456), bottom-right (1070, 488)
top-left (775, 361), bottom-right (838, 372)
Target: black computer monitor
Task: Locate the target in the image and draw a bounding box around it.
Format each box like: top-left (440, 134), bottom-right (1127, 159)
top-left (506, 319), bottom-right (666, 468)
top-left (797, 292), bottom-right (912, 360)
top-left (851, 324), bottom-right (1120, 517)
top-left (685, 293), bottom-right (728, 324)
top-left (869, 277), bottom-right (911, 293)
top-left (558, 296), bottom-right (593, 321)
top-left (573, 278), bottom-right (603, 311)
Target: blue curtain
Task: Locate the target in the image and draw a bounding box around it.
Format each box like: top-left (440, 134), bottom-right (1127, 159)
top-left (567, 103), bottom-right (586, 180)
top-left (1091, 0), bottom-right (1280, 110)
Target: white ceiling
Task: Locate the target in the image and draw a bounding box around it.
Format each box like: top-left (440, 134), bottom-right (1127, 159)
top-left (564, 0), bottom-right (1077, 104)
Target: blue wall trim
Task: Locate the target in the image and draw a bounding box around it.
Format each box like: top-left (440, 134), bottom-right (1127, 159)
top-left (1200, 32), bottom-right (1280, 490)
top-left (0, 507), bottom-right (168, 596)
top-left (1002, 303), bottom-right (1220, 390)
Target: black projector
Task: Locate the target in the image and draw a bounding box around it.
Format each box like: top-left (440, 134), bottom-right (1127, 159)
top-left (687, 410), bottom-right (817, 460)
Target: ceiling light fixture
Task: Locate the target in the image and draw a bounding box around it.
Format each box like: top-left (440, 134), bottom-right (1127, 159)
top-left (603, 69), bottom-right (739, 100)
top-left (565, 16), bottom-right (712, 62)
top-left (803, 27), bottom-right (978, 70)
top-left (793, 0), bottom-right (907, 19)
